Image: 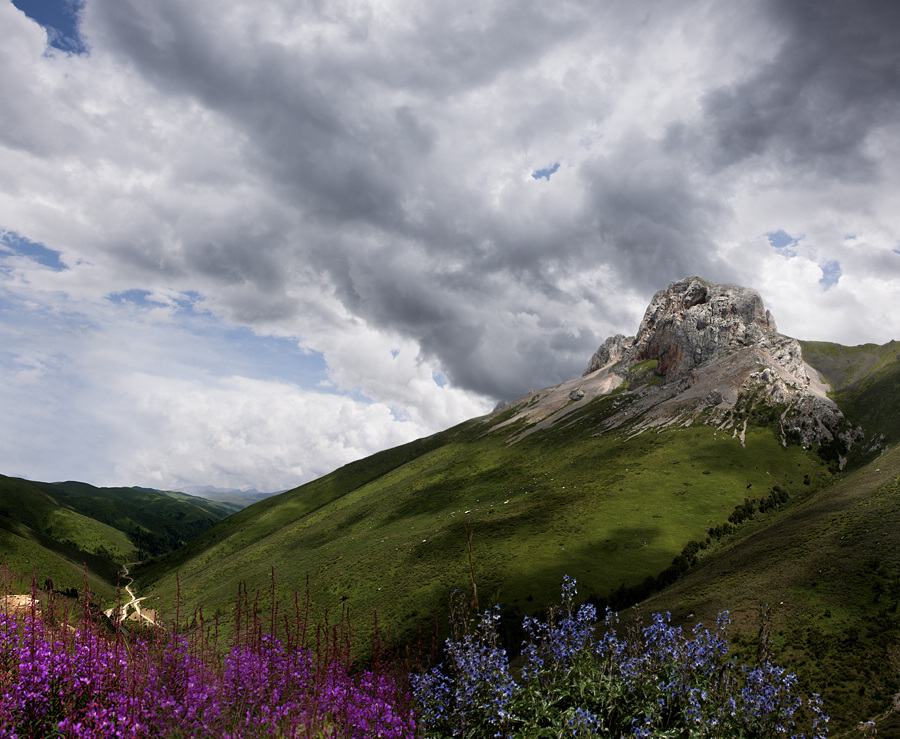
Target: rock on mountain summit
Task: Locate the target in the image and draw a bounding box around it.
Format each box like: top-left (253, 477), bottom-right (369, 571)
top-left (585, 278), bottom-right (781, 378)
top-left (494, 277), bottom-right (862, 466)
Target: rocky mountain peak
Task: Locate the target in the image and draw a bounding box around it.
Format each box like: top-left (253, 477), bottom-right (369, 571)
top-left (630, 277), bottom-right (779, 378)
top-left (585, 277), bottom-right (781, 379)
top-left (497, 277), bottom-right (863, 468)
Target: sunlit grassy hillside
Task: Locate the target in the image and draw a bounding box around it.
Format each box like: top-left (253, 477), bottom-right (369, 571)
top-left (0, 476), bottom-right (237, 599)
top-left (136, 388), bottom-right (834, 648)
top-left (643, 441), bottom-right (900, 734)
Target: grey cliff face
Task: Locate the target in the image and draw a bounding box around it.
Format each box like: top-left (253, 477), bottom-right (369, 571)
top-left (583, 277), bottom-right (784, 380)
top-left (627, 277), bottom-right (778, 379)
top-left (583, 334), bottom-right (632, 375)
top-left (492, 276), bottom-right (866, 469)
top-left (576, 276), bottom-right (862, 464)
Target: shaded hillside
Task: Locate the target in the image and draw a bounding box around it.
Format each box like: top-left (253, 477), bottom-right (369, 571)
top-left (0, 513), bottom-right (120, 601)
top-left (642, 442), bottom-right (900, 734)
top-left (136, 278), bottom-right (870, 651)
top-left (802, 339), bottom-right (900, 446)
top-left (0, 475), bottom-right (237, 596)
top-left (136, 391), bottom-right (835, 649)
top-left (38, 481), bottom-right (237, 556)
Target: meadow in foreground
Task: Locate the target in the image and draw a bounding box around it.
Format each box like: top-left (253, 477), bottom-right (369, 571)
top-left (413, 578), bottom-right (828, 738)
top-left (1, 574), bottom-right (827, 738)
top-left (0, 578), bottom-right (414, 738)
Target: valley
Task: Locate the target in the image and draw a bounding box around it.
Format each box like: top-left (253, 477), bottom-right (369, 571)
top-left (0, 477), bottom-right (239, 601)
top-left (3, 277), bottom-right (899, 733)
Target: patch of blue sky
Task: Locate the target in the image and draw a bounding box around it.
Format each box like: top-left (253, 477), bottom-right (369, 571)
top-left (432, 370), bottom-right (448, 387)
top-left (216, 324), bottom-right (331, 389)
top-left (388, 405), bottom-right (411, 423)
top-left (102, 287), bottom-right (331, 388)
top-left (107, 289), bottom-right (164, 308)
top-left (107, 289), bottom-right (206, 315)
top-left (0, 231), bottom-right (67, 271)
top-left (5, 272), bottom-right (331, 391)
top-left (766, 229), bottom-right (801, 250)
top-left (172, 290), bottom-right (204, 311)
top-left (12, 0), bottom-right (87, 55)
top-left (532, 163), bottom-right (560, 181)
top-left (819, 260), bottom-right (842, 290)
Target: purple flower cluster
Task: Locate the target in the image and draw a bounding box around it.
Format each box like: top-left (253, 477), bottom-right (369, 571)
top-left (1, 573), bottom-right (832, 738)
top-left (0, 608), bottom-right (415, 738)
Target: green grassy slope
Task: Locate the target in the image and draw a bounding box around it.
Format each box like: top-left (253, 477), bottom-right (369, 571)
top-left (642, 441), bottom-right (900, 733)
top-left (136, 392), bottom-right (835, 648)
top-left (0, 475), bottom-right (237, 596)
top-left (0, 515), bottom-right (120, 600)
top-left (41, 481), bottom-right (232, 556)
top-left (0, 475), bottom-right (136, 562)
top-left (802, 339), bottom-right (900, 445)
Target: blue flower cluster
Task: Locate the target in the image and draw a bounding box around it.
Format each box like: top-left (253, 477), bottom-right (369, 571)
top-left (412, 578), bottom-right (829, 738)
top-left (411, 606), bottom-right (518, 737)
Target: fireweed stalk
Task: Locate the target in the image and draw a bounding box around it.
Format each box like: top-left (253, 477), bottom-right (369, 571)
top-left (2, 571), bottom-right (829, 738)
top-left (0, 581), bottom-right (415, 738)
top-left (411, 576), bottom-right (829, 738)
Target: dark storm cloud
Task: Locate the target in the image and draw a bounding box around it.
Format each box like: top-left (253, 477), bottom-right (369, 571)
top-left (578, 139), bottom-right (728, 292)
top-left (81, 0), bottom-right (614, 394)
top-left (701, 0), bottom-right (900, 178)
top-left (84, 0), bottom-right (589, 229)
top-left (80, 0), bottom-right (706, 398)
top-left (69, 0), bottom-right (900, 402)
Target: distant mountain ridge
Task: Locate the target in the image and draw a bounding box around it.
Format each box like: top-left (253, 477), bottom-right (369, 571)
top-left (0, 476), bottom-right (238, 598)
top-left (171, 485), bottom-right (283, 508)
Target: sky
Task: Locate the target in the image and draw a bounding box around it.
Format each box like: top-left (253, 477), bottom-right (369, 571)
top-left (2, 0), bottom-right (899, 494)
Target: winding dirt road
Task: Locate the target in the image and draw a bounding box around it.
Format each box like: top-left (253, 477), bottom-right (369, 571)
top-left (104, 564), bottom-right (157, 626)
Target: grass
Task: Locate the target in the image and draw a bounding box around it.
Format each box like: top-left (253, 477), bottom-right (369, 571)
top-left (642, 441), bottom-right (900, 733)
top-left (44, 508), bottom-right (138, 561)
top-left (801, 339), bottom-right (900, 446)
top-left (624, 358), bottom-right (662, 388)
top-left (0, 520), bottom-right (119, 600)
top-left (136, 394), bottom-right (834, 653)
top-left (0, 475), bottom-right (237, 596)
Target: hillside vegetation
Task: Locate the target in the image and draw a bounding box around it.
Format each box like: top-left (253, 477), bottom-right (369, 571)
top-left (801, 339), bottom-right (900, 446)
top-left (3, 330), bottom-right (892, 732)
top-left (642, 441), bottom-right (900, 733)
top-left (131, 336), bottom-right (900, 732)
top-left (0, 475), bottom-right (237, 598)
top-left (136, 388), bottom-right (835, 648)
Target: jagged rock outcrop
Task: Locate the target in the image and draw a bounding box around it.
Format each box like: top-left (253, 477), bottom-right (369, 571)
top-left (583, 334), bottom-right (632, 375)
top-left (498, 276), bottom-right (862, 464)
top-left (630, 277), bottom-right (778, 378)
top-left (585, 277), bottom-right (782, 381)
top-left (581, 276), bottom-right (860, 461)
